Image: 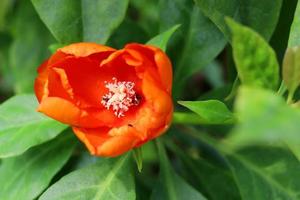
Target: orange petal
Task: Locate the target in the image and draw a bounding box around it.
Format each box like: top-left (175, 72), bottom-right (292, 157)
top-left (125, 43), bottom-right (173, 93)
top-left (73, 126), bottom-right (142, 157)
top-left (58, 42), bottom-right (115, 57)
top-left (37, 97), bottom-right (104, 128)
top-left (34, 60), bottom-right (49, 102)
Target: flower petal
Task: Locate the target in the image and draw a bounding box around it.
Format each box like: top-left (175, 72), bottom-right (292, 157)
top-left (73, 126), bottom-right (142, 157)
top-left (37, 97), bottom-right (105, 128)
top-left (34, 60), bottom-right (49, 102)
top-left (125, 43), bottom-right (173, 93)
top-left (59, 42), bottom-right (115, 57)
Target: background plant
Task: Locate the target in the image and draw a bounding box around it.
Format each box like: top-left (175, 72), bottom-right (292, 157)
top-left (0, 0), bottom-right (300, 199)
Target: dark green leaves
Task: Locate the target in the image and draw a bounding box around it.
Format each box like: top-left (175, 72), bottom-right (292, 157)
top-left (288, 1), bottom-right (300, 47)
top-left (226, 18), bottom-right (279, 90)
top-left (0, 132), bottom-right (76, 200)
top-left (40, 153), bottom-right (135, 200)
top-left (31, 0), bottom-right (129, 44)
top-left (0, 95), bottom-right (67, 158)
top-left (152, 140), bottom-right (207, 200)
top-left (178, 100), bottom-right (234, 124)
top-left (282, 47), bottom-right (300, 101)
top-left (195, 0), bottom-right (282, 40)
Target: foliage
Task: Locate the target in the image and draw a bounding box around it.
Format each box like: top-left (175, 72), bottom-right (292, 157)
top-left (0, 0), bottom-right (300, 199)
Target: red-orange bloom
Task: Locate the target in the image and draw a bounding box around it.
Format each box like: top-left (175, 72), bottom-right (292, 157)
top-left (34, 42), bottom-right (173, 157)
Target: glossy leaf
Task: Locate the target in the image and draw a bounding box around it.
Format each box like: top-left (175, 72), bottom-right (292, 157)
top-left (227, 146), bottom-right (300, 200)
top-left (39, 153), bottom-right (135, 200)
top-left (195, 0), bottom-right (282, 40)
top-left (0, 132), bottom-right (76, 200)
top-left (0, 95), bottom-right (67, 158)
top-left (226, 18), bottom-right (279, 90)
top-left (9, 0), bottom-right (54, 93)
top-left (147, 24), bottom-right (180, 51)
top-left (178, 100), bottom-right (235, 124)
top-left (228, 87), bottom-right (300, 160)
top-left (288, 1), bottom-right (300, 47)
top-left (151, 139), bottom-right (207, 200)
top-left (31, 0), bottom-right (129, 44)
top-left (282, 47), bottom-right (300, 101)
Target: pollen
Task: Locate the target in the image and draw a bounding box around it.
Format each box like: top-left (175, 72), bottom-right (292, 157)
top-left (101, 77), bottom-right (140, 118)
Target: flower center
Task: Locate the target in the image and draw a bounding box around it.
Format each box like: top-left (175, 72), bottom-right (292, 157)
top-left (101, 77), bottom-right (140, 118)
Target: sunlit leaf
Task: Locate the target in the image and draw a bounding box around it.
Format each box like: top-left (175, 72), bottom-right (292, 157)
top-left (0, 132), bottom-right (76, 200)
top-left (226, 18), bottom-right (279, 90)
top-left (0, 95), bottom-right (67, 158)
top-left (39, 153), bottom-right (135, 200)
top-left (288, 1), bottom-right (300, 47)
top-left (178, 100), bottom-right (235, 124)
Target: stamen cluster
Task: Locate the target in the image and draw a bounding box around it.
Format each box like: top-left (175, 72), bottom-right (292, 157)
top-left (101, 78), bottom-right (139, 117)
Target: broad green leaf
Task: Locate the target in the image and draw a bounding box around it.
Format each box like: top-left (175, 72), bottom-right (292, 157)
top-left (9, 0), bottom-right (54, 93)
top-left (227, 87), bottom-right (300, 160)
top-left (226, 18), bottom-right (279, 90)
top-left (147, 24), bottom-right (180, 51)
top-left (282, 47), bottom-right (300, 101)
top-left (288, 1), bottom-right (300, 47)
top-left (195, 0), bottom-right (282, 40)
top-left (178, 100), bottom-right (235, 124)
top-left (0, 132), bottom-right (76, 200)
top-left (31, 0), bottom-right (129, 44)
top-left (0, 95), bottom-right (67, 158)
top-left (151, 139), bottom-right (207, 200)
top-left (227, 146), bottom-right (300, 200)
top-left (40, 153), bottom-right (135, 200)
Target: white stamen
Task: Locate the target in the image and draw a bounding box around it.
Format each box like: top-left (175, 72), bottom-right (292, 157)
top-left (101, 77), bottom-right (140, 117)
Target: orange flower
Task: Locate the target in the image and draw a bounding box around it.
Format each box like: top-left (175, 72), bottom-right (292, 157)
top-left (34, 42), bottom-right (173, 157)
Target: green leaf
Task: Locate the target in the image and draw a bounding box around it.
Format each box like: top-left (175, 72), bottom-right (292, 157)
top-left (81, 0), bottom-right (129, 43)
top-left (0, 0), bottom-right (13, 31)
top-left (227, 87), bottom-right (300, 160)
top-left (0, 132), bottom-right (76, 200)
top-left (151, 139), bottom-right (207, 200)
top-left (288, 1), bottom-right (300, 47)
top-left (178, 100), bottom-right (235, 124)
top-left (226, 18), bottom-right (279, 90)
top-left (39, 153), bottom-right (135, 200)
top-left (282, 46), bottom-right (300, 102)
top-left (195, 0), bottom-right (282, 40)
top-left (0, 95), bottom-right (67, 158)
top-left (9, 0), bottom-right (54, 93)
top-left (147, 24), bottom-right (180, 51)
top-left (227, 146), bottom-right (300, 200)
top-left (31, 0), bottom-right (129, 44)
